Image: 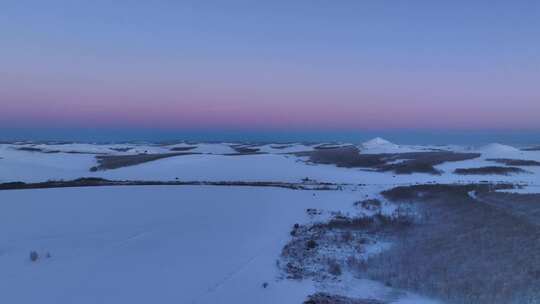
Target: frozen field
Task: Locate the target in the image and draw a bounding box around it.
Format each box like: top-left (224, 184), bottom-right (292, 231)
top-left (0, 186), bottom-right (354, 304)
top-left (1, 139), bottom-right (539, 303)
top-left (0, 185), bottom-right (438, 304)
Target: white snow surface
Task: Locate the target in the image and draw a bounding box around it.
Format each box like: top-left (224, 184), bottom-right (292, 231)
top-left (360, 137), bottom-right (421, 154)
top-left (479, 143), bottom-right (521, 154)
top-left (1, 142), bottom-right (540, 187)
top-left (1, 141), bottom-right (539, 303)
top-left (0, 186), bottom-right (437, 304)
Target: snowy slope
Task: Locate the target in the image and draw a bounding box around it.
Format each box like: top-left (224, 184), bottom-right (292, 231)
top-left (257, 143), bottom-right (315, 154)
top-left (360, 137), bottom-right (420, 154)
top-left (0, 144), bottom-right (97, 182)
top-left (477, 143), bottom-right (524, 158)
top-left (436, 142), bottom-right (540, 183)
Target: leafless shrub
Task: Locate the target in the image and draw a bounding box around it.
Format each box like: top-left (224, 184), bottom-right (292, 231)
top-left (306, 239), bottom-right (317, 249)
top-left (304, 293), bottom-right (386, 304)
top-left (346, 256), bottom-right (365, 270)
top-left (29, 251), bottom-right (39, 262)
top-left (355, 199), bottom-right (382, 211)
top-left (341, 231), bottom-right (353, 242)
top-left (327, 259), bottom-right (342, 276)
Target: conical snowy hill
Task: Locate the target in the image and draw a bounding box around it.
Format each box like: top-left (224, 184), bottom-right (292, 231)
top-left (360, 137), bottom-right (410, 153)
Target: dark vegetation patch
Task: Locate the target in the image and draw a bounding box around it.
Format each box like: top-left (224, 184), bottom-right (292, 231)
top-left (487, 158), bottom-right (540, 166)
top-left (29, 251), bottom-right (39, 262)
top-left (169, 146), bottom-right (197, 152)
top-left (304, 293), bottom-right (386, 304)
top-left (521, 146), bottom-right (540, 151)
top-left (270, 144), bottom-right (293, 150)
top-left (17, 147), bottom-right (60, 153)
top-left (110, 147), bottom-right (133, 152)
top-left (381, 183), bottom-right (514, 202)
top-left (454, 166), bottom-right (528, 175)
top-left (313, 144), bottom-right (354, 150)
top-left (17, 146), bottom-right (45, 152)
top-left (13, 141), bottom-right (73, 145)
top-left (65, 150), bottom-right (105, 154)
top-left (231, 146), bottom-right (261, 154)
top-left (296, 146), bottom-right (480, 175)
top-left (0, 178), bottom-right (121, 190)
top-left (364, 183), bottom-right (540, 304)
top-left (474, 191), bottom-right (540, 226)
top-left (320, 213), bottom-right (414, 231)
top-left (16, 146), bottom-right (105, 155)
top-left (280, 207), bottom-right (416, 281)
top-left (0, 178), bottom-right (345, 191)
top-left (354, 199), bottom-right (382, 211)
top-left (223, 152), bottom-right (268, 156)
top-left (91, 152), bottom-right (199, 171)
top-left (224, 144), bottom-right (269, 155)
top-left (374, 152), bottom-right (480, 175)
top-left (296, 146), bottom-right (384, 167)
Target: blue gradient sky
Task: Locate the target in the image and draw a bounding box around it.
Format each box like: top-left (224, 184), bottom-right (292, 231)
top-left (1, 1), bottom-right (539, 141)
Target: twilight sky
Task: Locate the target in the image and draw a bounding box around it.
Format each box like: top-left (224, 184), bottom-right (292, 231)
top-left (1, 1), bottom-right (539, 140)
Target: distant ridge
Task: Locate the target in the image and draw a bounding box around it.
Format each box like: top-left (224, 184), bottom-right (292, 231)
top-left (479, 143), bottom-right (520, 154)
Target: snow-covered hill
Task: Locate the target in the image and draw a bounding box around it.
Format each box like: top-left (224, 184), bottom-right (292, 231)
top-left (360, 137), bottom-right (419, 154)
top-left (478, 143), bottom-right (522, 157)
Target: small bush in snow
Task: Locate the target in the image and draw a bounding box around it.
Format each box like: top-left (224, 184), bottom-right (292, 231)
top-left (355, 199), bottom-right (382, 211)
top-left (341, 231), bottom-right (353, 242)
top-left (327, 259), bottom-right (342, 276)
top-left (29, 251), bottom-right (39, 262)
top-left (306, 240), bottom-right (317, 250)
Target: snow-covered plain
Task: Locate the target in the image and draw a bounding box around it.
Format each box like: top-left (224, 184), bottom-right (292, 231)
top-left (1, 140), bottom-right (540, 186)
top-left (0, 186), bottom-right (347, 303)
top-left (1, 139), bottom-right (539, 303)
top-left (0, 186), bottom-right (436, 304)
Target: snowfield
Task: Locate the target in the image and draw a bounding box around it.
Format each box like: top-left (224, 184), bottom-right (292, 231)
top-left (0, 186), bottom-right (436, 304)
top-left (0, 186), bottom-right (335, 304)
top-left (1, 139), bottom-right (539, 303)
top-left (1, 140), bottom-right (540, 186)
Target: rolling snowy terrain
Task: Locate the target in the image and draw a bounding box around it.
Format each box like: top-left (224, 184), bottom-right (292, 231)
top-left (1, 139), bottom-right (539, 303)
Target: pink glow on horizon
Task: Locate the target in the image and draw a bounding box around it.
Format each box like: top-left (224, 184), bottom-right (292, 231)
top-left (2, 1), bottom-right (539, 133)
top-left (2, 57), bottom-right (539, 131)
top-left (3, 92), bottom-right (539, 131)
top-left (2, 53), bottom-right (539, 131)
